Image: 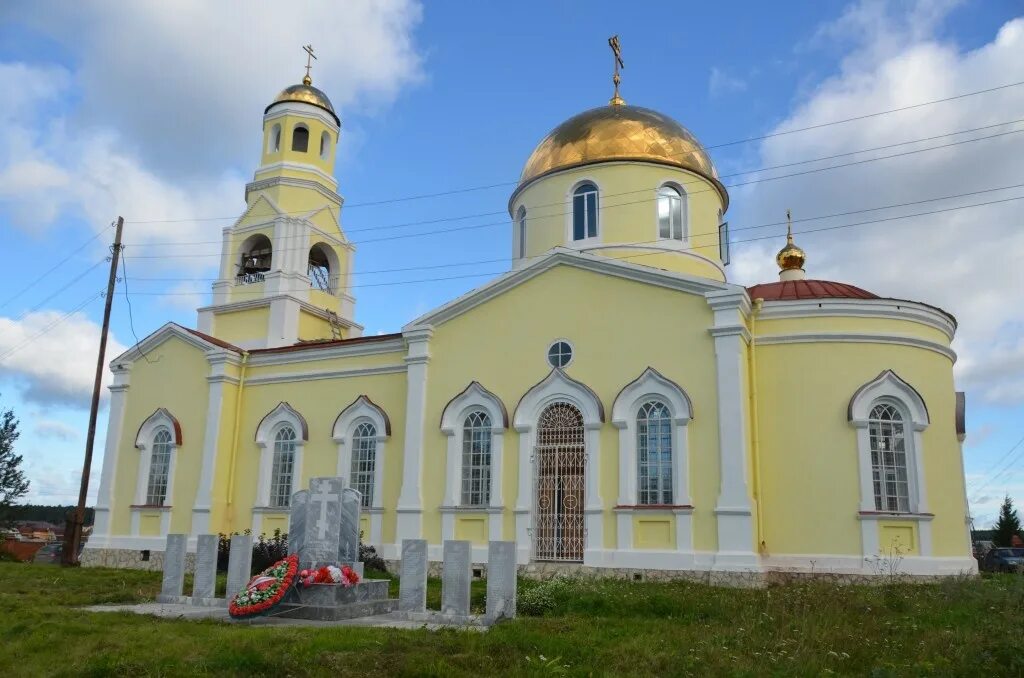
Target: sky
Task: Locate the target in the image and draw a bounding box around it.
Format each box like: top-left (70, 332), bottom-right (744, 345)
top-left (0, 0), bottom-right (1021, 528)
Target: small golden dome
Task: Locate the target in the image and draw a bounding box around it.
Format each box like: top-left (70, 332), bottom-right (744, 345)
top-left (515, 104), bottom-right (728, 208)
top-left (265, 82), bottom-right (339, 126)
top-left (776, 216), bottom-right (806, 271)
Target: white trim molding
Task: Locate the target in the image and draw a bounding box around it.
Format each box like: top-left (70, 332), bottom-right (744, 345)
top-left (396, 326), bottom-right (433, 542)
top-left (755, 298), bottom-right (956, 341)
top-left (91, 364), bottom-right (131, 547)
top-left (439, 382), bottom-right (509, 542)
top-left (192, 351), bottom-right (241, 535)
top-left (757, 332), bottom-right (956, 363)
top-left (513, 368), bottom-right (605, 565)
top-left (333, 395), bottom-right (391, 546)
top-left (611, 367), bottom-right (695, 553)
top-left (131, 408), bottom-right (182, 537)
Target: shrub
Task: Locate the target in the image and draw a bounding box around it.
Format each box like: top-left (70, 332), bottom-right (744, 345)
top-left (517, 577), bottom-right (577, 616)
top-left (359, 537), bottom-right (387, 572)
top-left (252, 529), bottom-right (289, 573)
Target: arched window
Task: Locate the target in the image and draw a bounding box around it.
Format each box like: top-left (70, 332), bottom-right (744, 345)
top-left (238, 233), bottom-right (272, 283)
top-left (308, 244), bottom-right (332, 293)
top-left (516, 206), bottom-right (527, 258)
top-left (270, 426), bottom-right (297, 508)
top-left (461, 411), bottom-right (492, 506)
top-left (572, 182), bottom-right (598, 240)
top-left (269, 124), bottom-right (281, 153)
top-left (657, 185), bottom-right (686, 240)
top-left (350, 422), bottom-right (377, 508)
top-left (145, 428), bottom-right (173, 505)
top-left (292, 124), bottom-right (309, 152)
top-left (320, 131), bottom-right (331, 160)
top-left (636, 401), bottom-right (673, 505)
top-left (869, 403), bottom-right (909, 512)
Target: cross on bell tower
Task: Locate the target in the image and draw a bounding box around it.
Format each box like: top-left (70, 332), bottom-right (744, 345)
top-left (302, 44), bottom-right (317, 86)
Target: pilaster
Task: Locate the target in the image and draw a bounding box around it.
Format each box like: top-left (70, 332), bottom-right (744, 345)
top-left (191, 351), bottom-right (240, 535)
top-left (89, 364), bottom-right (132, 546)
top-left (396, 326), bottom-right (433, 541)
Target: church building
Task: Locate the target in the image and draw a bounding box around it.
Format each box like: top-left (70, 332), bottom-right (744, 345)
top-left (83, 55), bottom-right (976, 580)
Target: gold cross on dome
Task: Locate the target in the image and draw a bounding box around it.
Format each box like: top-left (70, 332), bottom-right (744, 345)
top-left (302, 44), bottom-right (317, 85)
top-left (608, 35), bottom-right (625, 106)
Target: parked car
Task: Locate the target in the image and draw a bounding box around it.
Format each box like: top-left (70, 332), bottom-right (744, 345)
top-left (982, 547), bottom-right (1024, 573)
top-left (32, 542), bottom-right (63, 564)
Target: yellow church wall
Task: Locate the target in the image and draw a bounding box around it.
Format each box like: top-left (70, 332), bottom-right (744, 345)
top-left (246, 349), bottom-right (405, 377)
top-left (223, 370), bottom-right (407, 542)
top-left (632, 513), bottom-right (676, 549)
top-left (594, 247), bottom-right (725, 281)
top-left (754, 339), bottom-right (967, 559)
top-left (110, 336), bottom-right (212, 536)
top-left (878, 521), bottom-right (920, 556)
top-left (510, 162), bottom-right (727, 280)
top-left (260, 111), bottom-right (337, 177)
top-left (214, 306), bottom-right (271, 346)
top-left (298, 308), bottom-right (331, 341)
top-left (756, 316), bottom-right (952, 346)
top-left (454, 515), bottom-right (489, 545)
top-left (422, 263), bottom-right (723, 553)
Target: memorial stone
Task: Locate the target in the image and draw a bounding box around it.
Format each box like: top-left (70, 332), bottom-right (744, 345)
top-left (191, 534), bottom-right (218, 602)
top-left (226, 533), bottom-right (254, 600)
top-left (398, 539), bottom-right (427, 612)
top-left (441, 540), bottom-right (472, 617)
top-left (299, 477), bottom-right (343, 569)
top-left (158, 533), bottom-right (187, 602)
top-left (485, 541), bottom-right (517, 620)
top-left (288, 489), bottom-right (309, 558)
top-left (338, 487), bottom-right (362, 564)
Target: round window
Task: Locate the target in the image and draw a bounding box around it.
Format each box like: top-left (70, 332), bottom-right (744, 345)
top-left (547, 340), bottom-right (573, 368)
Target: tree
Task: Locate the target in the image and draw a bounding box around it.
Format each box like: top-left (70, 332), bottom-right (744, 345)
top-left (0, 400), bottom-right (28, 526)
top-left (993, 495), bottom-right (1022, 547)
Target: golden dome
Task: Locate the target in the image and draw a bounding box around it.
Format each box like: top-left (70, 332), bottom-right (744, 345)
top-left (776, 221), bottom-right (806, 271)
top-left (515, 104), bottom-right (728, 207)
top-left (265, 80), bottom-right (339, 126)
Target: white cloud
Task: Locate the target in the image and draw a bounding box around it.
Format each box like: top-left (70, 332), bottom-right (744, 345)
top-left (33, 419), bottom-right (79, 442)
top-left (709, 67), bottom-right (748, 98)
top-left (0, 310), bottom-right (127, 407)
top-left (731, 1), bottom-right (1024, 405)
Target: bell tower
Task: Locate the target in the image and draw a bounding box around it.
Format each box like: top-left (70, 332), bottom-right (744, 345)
top-left (197, 47), bottom-right (361, 348)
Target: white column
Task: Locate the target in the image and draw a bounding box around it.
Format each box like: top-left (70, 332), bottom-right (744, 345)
top-left (583, 423), bottom-right (603, 565)
top-left (514, 425), bottom-right (532, 564)
top-left (191, 352), bottom-right (239, 535)
top-left (396, 327), bottom-right (432, 541)
top-left (89, 364), bottom-right (131, 547)
top-left (705, 289), bottom-right (757, 569)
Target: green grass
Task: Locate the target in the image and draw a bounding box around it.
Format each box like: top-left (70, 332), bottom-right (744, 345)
top-left (1, 562), bottom-right (1022, 676)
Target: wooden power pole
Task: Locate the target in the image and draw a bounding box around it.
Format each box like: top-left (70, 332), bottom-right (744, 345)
top-left (63, 216), bottom-right (124, 566)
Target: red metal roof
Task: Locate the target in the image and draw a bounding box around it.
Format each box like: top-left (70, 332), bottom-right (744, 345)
top-left (746, 279), bottom-right (879, 301)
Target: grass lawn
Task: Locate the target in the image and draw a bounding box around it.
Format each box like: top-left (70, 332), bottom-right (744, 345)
top-left (1, 562), bottom-right (1022, 676)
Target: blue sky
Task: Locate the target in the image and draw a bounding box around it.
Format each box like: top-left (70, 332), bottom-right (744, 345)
top-left (0, 0), bottom-right (1022, 527)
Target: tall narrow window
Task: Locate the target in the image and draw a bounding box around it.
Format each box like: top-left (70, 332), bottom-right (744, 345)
top-left (350, 422), bottom-right (377, 508)
top-left (517, 206), bottom-right (527, 258)
top-left (292, 125), bottom-right (309, 152)
top-left (572, 183), bottom-right (598, 240)
top-left (461, 411), bottom-right (492, 506)
top-left (869, 404), bottom-right (909, 512)
top-left (657, 185), bottom-right (685, 240)
top-left (146, 429), bottom-right (173, 505)
top-left (320, 131), bottom-right (330, 160)
top-left (270, 426), bottom-right (296, 508)
top-left (637, 401), bottom-right (673, 505)
top-left (269, 124), bottom-right (281, 153)
top-left (719, 220), bottom-right (730, 265)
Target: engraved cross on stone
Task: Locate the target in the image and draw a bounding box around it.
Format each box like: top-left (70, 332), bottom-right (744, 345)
top-left (312, 479), bottom-right (334, 540)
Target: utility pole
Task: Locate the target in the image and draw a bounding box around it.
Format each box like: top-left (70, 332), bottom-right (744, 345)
top-left (63, 216), bottom-right (124, 566)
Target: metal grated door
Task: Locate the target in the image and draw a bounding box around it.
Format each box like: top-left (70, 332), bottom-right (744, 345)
top-left (534, 402), bottom-right (585, 562)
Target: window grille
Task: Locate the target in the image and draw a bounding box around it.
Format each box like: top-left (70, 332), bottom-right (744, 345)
top-left (534, 402), bottom-right (585, 562)
top-left (461, 411), bottom-right (492, 506)
top-left (869, 404), bottom-right (910, 512)
top-left (657, 185), bottom-right (685, 240)
top-left (308, 246), bottom-right (333, 293)
top-left (145, 428), bottom-right (173, 505)
top-left (270, 426), bottom-right (296, 508)
top-left (350, 422), bottom-right (377, 508)
top-left (572, 183), bottom-right (598, 240)
top-left (637, 401), bottom-right (673, 505)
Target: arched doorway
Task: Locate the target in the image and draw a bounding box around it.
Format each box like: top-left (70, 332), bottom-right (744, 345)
top-left (534, 402), bottom-right (585, 561)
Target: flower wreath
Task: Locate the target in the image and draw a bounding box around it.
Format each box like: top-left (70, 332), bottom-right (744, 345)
top-left (298, 564), bottom-right (361, 588)
top-left (228, 553), bottom-right (299, 619)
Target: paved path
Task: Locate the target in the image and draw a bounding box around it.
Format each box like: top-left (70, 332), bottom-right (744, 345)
top-left (83, 603), bottom-right (489, 631)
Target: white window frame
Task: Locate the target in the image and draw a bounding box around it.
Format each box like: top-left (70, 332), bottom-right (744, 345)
top-left (254, 402), bottom-right (307, 509)
top-left (655, 183), bottom-right (688, 243)
top-left (333, 395), bottom-right (390, 546)
top-left (848, 370), bottom-right (932, 557)
top-left (440, 382), bottom-right (508, 543)
top-left (546, 338), bottom-right (574, 369)
top-left (566, 179), bottom-right (601, 245)
top-left (131, 408), bottom-right (181, 536)
top-left (268, 425), bottom-right (298, 509)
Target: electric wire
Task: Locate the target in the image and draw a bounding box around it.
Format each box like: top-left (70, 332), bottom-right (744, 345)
top-left (0, 291), bottom-right (105, 364)
top-left (968, 433), bottom-right (1024, 502)
top-left (0, 227), bottom-right (109, 310)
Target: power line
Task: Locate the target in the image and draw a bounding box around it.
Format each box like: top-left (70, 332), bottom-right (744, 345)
top-left (968, 433), bottom-right (1024, 501)
top-left (122, 78), bottom-right (1024, 222)
top-left (11, 259), bottom-right (108, 322)
top-left (119, 193), bottom-right (1024, 296)
top-left (0, 227), bottom-right (109, 310)
top-left (0, 291), bottom-right (105, 364)
top-left (121, 181), bottom-right (1024, 282)
top-left (119, 128), bottom-right (1024, 259)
